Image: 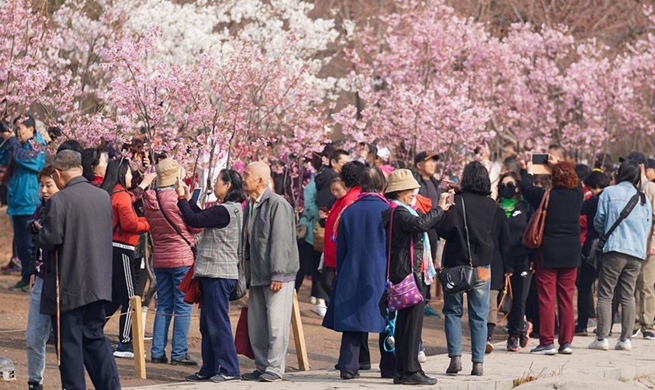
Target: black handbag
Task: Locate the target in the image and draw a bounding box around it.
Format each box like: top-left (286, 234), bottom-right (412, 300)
top-left (439, 197), bottom-right (474, 295)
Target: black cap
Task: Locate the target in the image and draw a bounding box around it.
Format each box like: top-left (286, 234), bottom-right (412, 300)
top-left (619, 151), bottom-right (647, 166)
top-left (647, 159), bottom-right (655, 170)
top-left (414, 151), bottom-right (439, 166)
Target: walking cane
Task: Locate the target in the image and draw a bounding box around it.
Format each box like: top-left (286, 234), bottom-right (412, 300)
top-left (55, 251), bottom-right (61, 367)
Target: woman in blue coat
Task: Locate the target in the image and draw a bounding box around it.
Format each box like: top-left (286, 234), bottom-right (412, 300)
top-left (323, 167), bottom-right (390, 380)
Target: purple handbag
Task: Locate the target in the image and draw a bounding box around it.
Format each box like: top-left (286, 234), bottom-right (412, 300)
top-left (386, 206), bottom-right (425, 312)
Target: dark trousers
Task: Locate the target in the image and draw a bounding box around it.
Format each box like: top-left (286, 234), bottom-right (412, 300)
top-left (52, 301), bottom-right (120, 390)
top-left (198, 278), bottom-right (240, 377)
top-left (294, 241), bottom-right (327, 300)
top-left (576, 263), bottom-right (597, 331)
top-left (337, 332), bottom-right (372, 374)
top-left (12, 214), bottom-right (33, 283)
top-left (321, 266), bottom-right (336, 299)
top-left (535, 258), bottom-right (577, 346)
top-left (105, 245), bottom-right (137, 344)
top-left (508, 268), bottom-right (533, 337)
top-left (394, 301), bottom-right (425, 376)
top-left (525, 273), bottom-right (540, 335)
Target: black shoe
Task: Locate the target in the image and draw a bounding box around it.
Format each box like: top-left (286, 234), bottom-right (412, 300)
top-left (28, 382), bottom-right (43, 390)
top-left (507, 336), bottom-right (519, 352)
top-left (574, 328), bottom-right (588, 336)
top-left (151, 355), bottom-right (168, 364)
top-left (171, 354), bottom-right (197, 366)
top-left (396, 372), bottom-right (437, 385)
top-left (185, 373), bottom-right (211, 382)
top-left (644, 331), bottom-right (655, 340)
top-left (334, 362), bottom-right (371, 371)
top-left (446, 356), bottom-right (462, 374)
top-left (340, 371), bottom-right (360, 380)
top-left (241, 371), bottom-right (263, 381)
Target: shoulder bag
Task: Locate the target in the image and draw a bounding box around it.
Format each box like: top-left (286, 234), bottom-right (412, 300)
top-left (438, 197), bottom-right (474, 295)
top-left (586, 191), bottom-right (642, 271)
top-left (522, 189), bottom-right (551, 249)
top-left (386, 206), bottom-right (425, 312)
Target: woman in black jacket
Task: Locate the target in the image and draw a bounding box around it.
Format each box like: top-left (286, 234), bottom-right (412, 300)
top-left (437, 161), bottom-right (500, 377)
top-left (381, 169), bottom-right (450, 386)
top-left (495, 172), bottom-right (535, 352)
top-left (520, 160), bottom-right (583, 355)
top-left (576, 171), bottom-right (610, 336)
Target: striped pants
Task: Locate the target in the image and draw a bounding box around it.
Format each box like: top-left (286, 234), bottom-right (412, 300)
top-left (105, 243), bottom-right (138, 344)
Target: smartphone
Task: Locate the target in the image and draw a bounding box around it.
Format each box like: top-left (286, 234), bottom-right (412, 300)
top-left (532, 153), bottom-right (549, 165)
top-left (448, 192), bottom-right (455, 204)
top-left (190, 188), bottom-right (201, 204)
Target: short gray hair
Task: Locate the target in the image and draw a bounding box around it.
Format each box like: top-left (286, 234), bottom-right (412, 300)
top-left (54, 150), bottom-right (82, 171)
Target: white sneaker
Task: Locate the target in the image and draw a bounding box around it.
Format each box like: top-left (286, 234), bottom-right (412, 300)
top-left (615, 339), bottom-right (632, 351)
top-left (310, 296), bottom-right (317, 305)
top-left (418, 350), bottom-right (427, 363)
top-left (588, 338), bottom-right (609, 351)
top-left (311, 304), bottom-right (327, 318)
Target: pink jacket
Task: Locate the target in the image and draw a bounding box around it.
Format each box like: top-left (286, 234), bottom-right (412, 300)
top-left (143, 189), bottom-right (202, 269)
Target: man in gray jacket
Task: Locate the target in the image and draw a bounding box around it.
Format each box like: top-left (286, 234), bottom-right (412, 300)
top-left (38, 150), bottom-right (120, 390)
top-left (241, 161), bottom-right (300, 382)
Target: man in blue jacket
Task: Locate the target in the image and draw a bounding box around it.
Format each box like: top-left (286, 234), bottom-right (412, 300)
top-left (0, 115), bottom-right (46, 292)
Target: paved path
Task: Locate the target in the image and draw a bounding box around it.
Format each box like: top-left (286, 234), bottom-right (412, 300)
top-left (127, 336), bottom-right (655, 389)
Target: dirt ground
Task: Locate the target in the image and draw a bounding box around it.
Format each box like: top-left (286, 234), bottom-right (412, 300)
top-left (0, 208), bottom-right (471, 389)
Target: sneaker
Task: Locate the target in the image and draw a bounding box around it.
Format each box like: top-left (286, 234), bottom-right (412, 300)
top-left (259, 372), bottom-right (282, 382)
top-left (28, 382), bottom-right (43, 390)
top-left (9, 279), bottom-right (29, 292)
top-left (1, 258), bottom-right (21, 273)
top-left (574, 328), bottom-right (588, 337)
top-left (643, 331), bottom-right (655, 340)
top-left (507, 336), bottom-right (519, 352)
top-left (171, 354), bottom-right (197, 366)
top-left (396, 372), bottom-right (437, 385)
top-left (530, 344), bottom-right (556, 355)
top-left (211, 374), bottom-right (240, 382)
top-left (588, 338), bottom-right (609, 351)
top-left (424, 305), bottom-right (442, 318)
top-left (185, 373), bottom-right (211, 382)
top-left (151, 355), bottom-right (168, 364)
top-left (615, 339), bottom-right (632, 351)
top-left (241, 371), bottom-right (263, 381)
top-left (418, 350), bottom-right (427, 363)
top-left (520, 321), bottom-right (533, 348)
top-left (485, 341), bottom-right (494, 354)
top-left (113, 342), bottom-right (134, 358)
top-left (633, 328), bottom-right (642, 338)
top-left (311, 304), bottom-right (327, 318)
top-left (558, 343), bottom-right (573, 355)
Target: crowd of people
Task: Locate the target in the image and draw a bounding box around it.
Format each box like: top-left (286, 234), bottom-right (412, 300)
top-left (2, 114), bottom-right (655, 389)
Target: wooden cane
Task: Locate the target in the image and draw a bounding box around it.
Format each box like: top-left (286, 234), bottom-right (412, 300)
top-left (55, 251), bottom-right (61, 367)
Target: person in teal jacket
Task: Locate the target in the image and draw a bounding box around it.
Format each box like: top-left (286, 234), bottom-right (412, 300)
top-left (0, 115), bottom-right (46, 291)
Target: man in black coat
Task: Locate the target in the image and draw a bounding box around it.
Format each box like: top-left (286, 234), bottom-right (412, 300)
top-left (38, 149), bottom-right (120, 390)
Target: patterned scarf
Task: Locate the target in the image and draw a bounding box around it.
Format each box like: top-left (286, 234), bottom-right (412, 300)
top-left (391, 200), bottom-right (436, 285)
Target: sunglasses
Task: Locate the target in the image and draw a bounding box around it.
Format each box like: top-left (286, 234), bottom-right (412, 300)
top-left (499, 182), bottom-right (517, 190)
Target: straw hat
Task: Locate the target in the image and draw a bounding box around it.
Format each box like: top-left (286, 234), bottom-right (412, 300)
top-left (385, 169), bottom-right (420, 194)
top-left (156, 158), bottom-right (181, 187)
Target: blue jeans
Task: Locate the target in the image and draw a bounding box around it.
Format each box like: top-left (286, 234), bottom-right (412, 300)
top-left (26, 277), bottom-right (52, 384)
top-left (151, 267), bottom-right (192, 360)
top-left (443, 266), bottom-right (490, 363)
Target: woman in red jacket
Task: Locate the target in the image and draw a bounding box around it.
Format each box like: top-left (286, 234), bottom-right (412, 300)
top-left (101, 158), bottom-right (151, 358)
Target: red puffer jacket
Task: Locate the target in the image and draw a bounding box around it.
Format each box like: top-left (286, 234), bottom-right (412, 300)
top-left (143, 189), bottom-right (202, 268)
top-left (111, 185), bottom-right (150, 246)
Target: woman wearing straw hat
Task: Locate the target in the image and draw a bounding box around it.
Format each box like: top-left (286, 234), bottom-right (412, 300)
top-left (381, 169), bottom-right (452, 386)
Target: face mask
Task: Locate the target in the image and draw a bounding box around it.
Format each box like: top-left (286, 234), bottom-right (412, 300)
top-left (499, 183), bottom-right (517, 199)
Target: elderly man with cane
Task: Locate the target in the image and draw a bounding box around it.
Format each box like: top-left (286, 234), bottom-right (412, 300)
top-left (37, 149), bottom-right (120, 390)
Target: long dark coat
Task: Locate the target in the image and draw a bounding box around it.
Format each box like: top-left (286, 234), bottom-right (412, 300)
top-left (322, 194), bottom-right (388, 333)
top-left (38, 176), bottom-right (113, 315)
